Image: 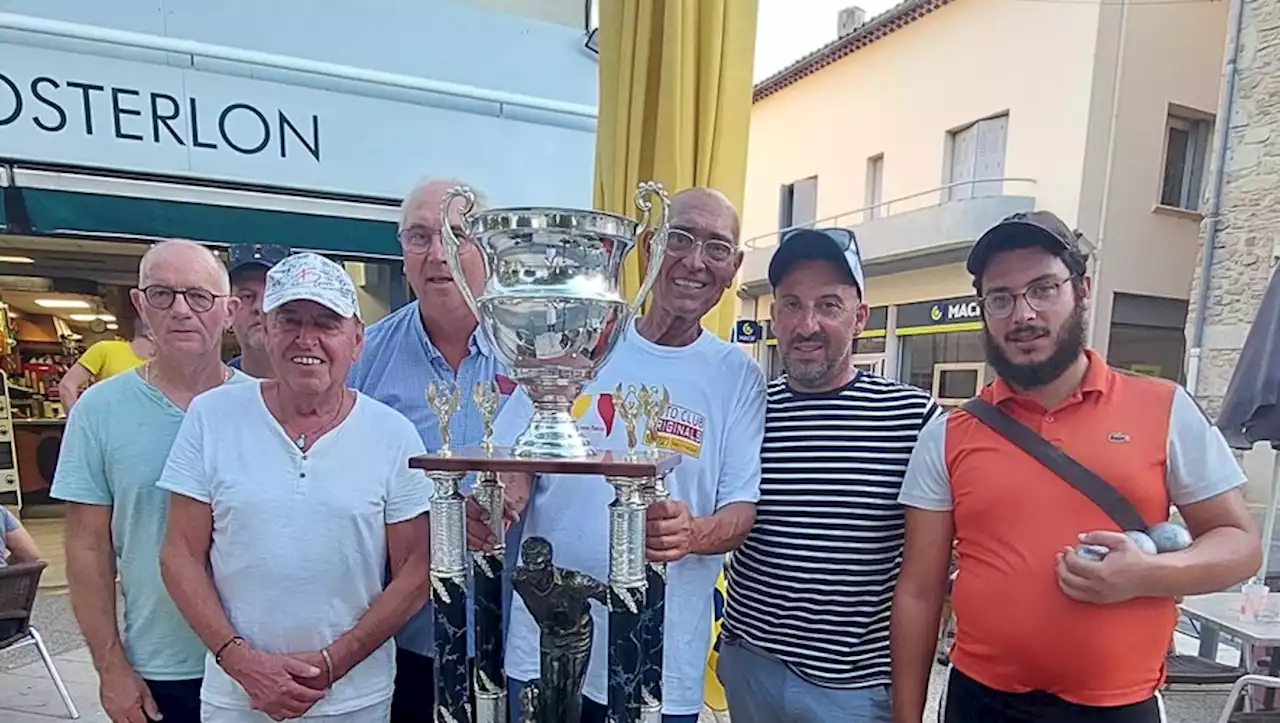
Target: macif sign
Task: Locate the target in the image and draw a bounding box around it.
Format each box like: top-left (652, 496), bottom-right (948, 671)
top-left (899, 295), bottom-right (984, 328)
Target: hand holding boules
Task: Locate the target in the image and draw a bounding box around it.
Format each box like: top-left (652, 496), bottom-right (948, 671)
top-left (1058, 531), bottom-right (1157, 604)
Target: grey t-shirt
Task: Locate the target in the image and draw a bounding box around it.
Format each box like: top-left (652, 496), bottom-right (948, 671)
top-left (0, 507), bottom-right (18, 566)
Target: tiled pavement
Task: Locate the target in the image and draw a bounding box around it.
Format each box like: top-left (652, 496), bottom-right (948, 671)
top-left (0, 592), bottom-right (1239, 722)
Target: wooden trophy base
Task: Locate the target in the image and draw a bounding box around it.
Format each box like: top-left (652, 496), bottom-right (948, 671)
top-left (409, 446), bottom-right (682, 478)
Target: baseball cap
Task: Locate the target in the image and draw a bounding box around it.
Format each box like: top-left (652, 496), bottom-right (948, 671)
top-left (262, 252), bottom-right (361, 320)
top-left (228, 244), bottom-right (291, 275)
top-left (965, 211), bottom-right (1088, 279)
top-left (767, 227), bottom-right (866, 296)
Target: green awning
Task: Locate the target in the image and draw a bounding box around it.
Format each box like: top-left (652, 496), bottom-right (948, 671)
top-left (17, 188), bottom-right (399, 257)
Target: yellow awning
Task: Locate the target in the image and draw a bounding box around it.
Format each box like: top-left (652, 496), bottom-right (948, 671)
top-left (594, 0), bottom-right (759, 341)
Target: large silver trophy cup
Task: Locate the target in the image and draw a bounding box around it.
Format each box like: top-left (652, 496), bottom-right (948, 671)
top-left (440, 182), bottom-right (670, 459)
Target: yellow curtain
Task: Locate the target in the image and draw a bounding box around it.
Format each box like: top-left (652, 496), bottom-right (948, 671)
top-left (593, 0), bottom-right (759, 341)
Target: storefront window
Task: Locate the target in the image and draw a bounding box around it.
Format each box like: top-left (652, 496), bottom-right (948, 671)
top-left (1107, 294), bottom-right (1189, 383)
top-left (1107, 324), bottom-right (1186, 383)
top-left (898, 330), bottom-right (986, 393)
top-left (854, 336), bottom-right (887, 355)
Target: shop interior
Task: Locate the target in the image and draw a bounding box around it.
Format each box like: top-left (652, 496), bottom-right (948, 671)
top-left (0, 232), bottom-right (404, 524)
top-left (0, 234), bottom-right (146, 518)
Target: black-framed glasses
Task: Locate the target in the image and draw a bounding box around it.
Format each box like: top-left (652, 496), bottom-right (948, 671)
top-left (980, 277), bottom-right (1075, 319)
top-left (667, 229), bottom-right (737, 263)
top-left (140, 285), bottom-right (224, 313)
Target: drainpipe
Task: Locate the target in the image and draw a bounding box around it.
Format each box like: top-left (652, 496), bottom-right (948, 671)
top-left (1085, 0), bottom-right (1132, 350)
top-left (1186, 0), bottom-right (1247, 397)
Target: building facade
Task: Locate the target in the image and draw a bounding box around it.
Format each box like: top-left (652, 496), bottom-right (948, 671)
top-left (0, 0), bottom-right (596, 513)
top-left (735, 0), bottom-right (1228, 404)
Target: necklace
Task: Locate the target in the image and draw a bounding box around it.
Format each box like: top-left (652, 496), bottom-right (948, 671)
top-left (277, 386), bottom-right (347, 451)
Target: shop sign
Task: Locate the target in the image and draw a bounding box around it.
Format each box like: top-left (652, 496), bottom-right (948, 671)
top-left (734, 320), bottom-right (762, 344)
top-left (898, 295), bottom-right (984, 328)
top-left (0, 44), bottom-right (595, 206)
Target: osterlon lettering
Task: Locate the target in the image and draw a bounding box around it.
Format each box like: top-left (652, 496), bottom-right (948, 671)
top-left (0, 71), bottom-right (321, 161)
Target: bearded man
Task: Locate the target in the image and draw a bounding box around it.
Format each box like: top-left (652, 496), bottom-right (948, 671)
top-left (891, 211), bottom-right (1260, 723)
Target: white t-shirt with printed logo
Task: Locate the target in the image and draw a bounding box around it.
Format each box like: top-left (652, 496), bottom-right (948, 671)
top-left (491, 321), bottom-right (767, 715)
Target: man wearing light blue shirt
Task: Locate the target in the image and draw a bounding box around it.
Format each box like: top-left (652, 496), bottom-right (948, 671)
top-left (53, 240), bottom-right (252, 723)
top-left (348, 178), bottom-right (523, 722)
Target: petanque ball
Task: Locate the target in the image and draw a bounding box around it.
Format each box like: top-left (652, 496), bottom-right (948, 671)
top-left (1125, 530), bottom-right (1158, 555)
top-left (1147, 522), bottom-right (1193, 553)
top-left (1075, 543), bottom-right (1111, 562)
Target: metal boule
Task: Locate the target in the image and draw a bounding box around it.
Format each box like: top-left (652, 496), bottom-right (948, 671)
top-left (1147, 522), bottom-right (1193, 553)
top-left (1075, 543), bottom-right (1111, 562)
top-left (1124, 530), bottom-right (1158, 555)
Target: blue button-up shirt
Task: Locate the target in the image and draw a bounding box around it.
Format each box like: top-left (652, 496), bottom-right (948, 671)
top-left (348, 301), bottom-right (519, 658)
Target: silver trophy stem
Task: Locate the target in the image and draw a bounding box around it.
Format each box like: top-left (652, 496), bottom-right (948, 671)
top-left (473, 472), bottom-right (507, 723)
top-left (429, 472), bottom-right (469, 722)
top-left (606, 476), bottom-right (648, 723)
top-left (514, 397), bottom-right (594, 459)
top-left (639, 475), bottom-right (669, 723)
top-left (431, 473), bottom-right (468, 580)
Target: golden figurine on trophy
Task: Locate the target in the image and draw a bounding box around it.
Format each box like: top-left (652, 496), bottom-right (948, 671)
top-left (426, 380), bottom-right (461, 456)
top-left (614, 383), bottom-right (643, 460)
top-left (637, 385), bottom-right (669, 458)
top-left (474, 380), bottom-right (501, 455)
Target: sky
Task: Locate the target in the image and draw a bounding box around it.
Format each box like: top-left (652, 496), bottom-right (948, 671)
top-left (754, 0), bottom-right (900, 82)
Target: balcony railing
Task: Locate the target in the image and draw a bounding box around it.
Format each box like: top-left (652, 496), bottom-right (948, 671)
top-left (744, 177), bottom-right (1038, 250)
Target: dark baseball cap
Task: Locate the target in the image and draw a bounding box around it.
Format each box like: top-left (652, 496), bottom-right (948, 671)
top-left (228, 244), bottom-right (291, 276)
top-left (767, 227), bottom-right (866, 296)
top-left (966, 210), bottom-right (1087, 279)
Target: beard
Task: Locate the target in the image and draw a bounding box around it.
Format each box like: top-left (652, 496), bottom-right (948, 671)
top-left (784, 332), bottom-right (852, 389)
top-left (983, 300), bottom-right (1087, 390)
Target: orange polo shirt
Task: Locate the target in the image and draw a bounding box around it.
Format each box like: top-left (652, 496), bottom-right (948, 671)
top-left (899, 349), bottom-right (1246, 706)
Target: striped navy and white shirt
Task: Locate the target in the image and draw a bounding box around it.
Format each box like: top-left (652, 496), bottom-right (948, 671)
top-left (723, 372), bottom-right (941, 689)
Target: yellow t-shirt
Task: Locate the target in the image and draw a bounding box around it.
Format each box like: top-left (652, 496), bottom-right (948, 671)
top-left (77, 339), bottom-right (145, 380)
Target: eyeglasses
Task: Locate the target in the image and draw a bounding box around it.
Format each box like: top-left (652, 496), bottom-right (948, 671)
top-left (397, 225), bottom-right (471, 252)
top-left (667, 229), bottom-right (737, 263)
top-left (140, 285), bottom-right (225, 313)
top-left (980, 277), bottom-right (1074, 318)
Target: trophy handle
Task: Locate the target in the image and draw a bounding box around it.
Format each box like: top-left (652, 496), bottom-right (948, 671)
top-left (440, 185), bottom-right (486, 322)
top-left (629, 181), bottom-right (671, 318)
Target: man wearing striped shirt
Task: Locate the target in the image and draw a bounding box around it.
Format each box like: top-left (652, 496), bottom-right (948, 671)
top-left (719, 226), bottom-right (940, 722)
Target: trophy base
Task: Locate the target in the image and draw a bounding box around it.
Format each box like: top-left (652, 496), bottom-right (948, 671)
top-left (409, 446), bottom-right (682, 478)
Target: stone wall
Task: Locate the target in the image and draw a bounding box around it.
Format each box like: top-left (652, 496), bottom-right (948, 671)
top-left (1187, 0), bottom-right (1280, 419)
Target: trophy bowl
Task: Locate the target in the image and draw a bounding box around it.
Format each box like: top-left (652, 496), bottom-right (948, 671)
top-left (441, 182), bottom-right (670, 460)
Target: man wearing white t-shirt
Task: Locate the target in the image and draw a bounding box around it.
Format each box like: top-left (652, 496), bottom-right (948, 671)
top-left (157, 253), bottom-right (433, 723)
top-left (473, 188), bottom-right (767, 723)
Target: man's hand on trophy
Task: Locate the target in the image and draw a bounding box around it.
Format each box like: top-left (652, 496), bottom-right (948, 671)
top-left (465, 494), bottom-right (521, 553)
top-left (646, 499), bottom-right (694, 563)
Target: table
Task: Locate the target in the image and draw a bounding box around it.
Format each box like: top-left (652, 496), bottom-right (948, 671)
top-left (1181, 593), bottom-right (1280, 713)
top-left (1181, 593), bottom-right (1280, 662)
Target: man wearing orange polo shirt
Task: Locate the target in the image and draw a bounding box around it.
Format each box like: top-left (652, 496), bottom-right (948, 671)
top-left (891, 210), bottom-right (1261, 723)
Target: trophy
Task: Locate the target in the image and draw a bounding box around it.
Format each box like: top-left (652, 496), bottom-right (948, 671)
top-left (438, 182), bottom-right (670, 460)
top-left (410, 183), bottom-right (684, 723)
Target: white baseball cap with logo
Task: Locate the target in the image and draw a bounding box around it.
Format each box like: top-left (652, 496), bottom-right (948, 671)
top-left (262, 252), bottom-right (361, 320)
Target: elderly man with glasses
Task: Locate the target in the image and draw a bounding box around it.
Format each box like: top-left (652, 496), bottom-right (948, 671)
top-left (474, 186), bottom-right (767, 723)
top-left (715, 226), bottom-right (940, 723)
top-left (348, 178), bottom-right (522, 722)
top-left (893, 211), bottom-right (1259, 723)
top-left (53, 240), bottom-right (252, 723)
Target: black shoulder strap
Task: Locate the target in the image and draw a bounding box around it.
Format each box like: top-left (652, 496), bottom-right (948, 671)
top-left (960, 398), bottom-right (1147, 532)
